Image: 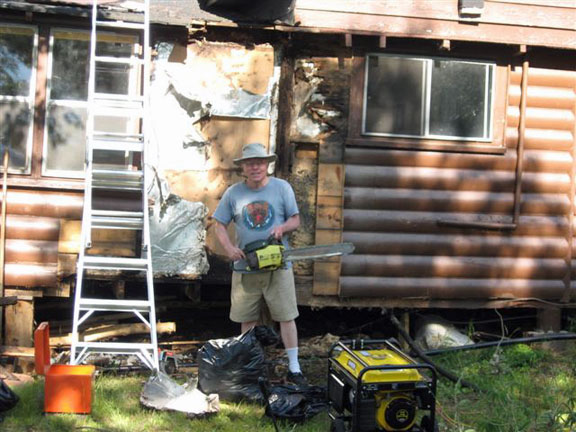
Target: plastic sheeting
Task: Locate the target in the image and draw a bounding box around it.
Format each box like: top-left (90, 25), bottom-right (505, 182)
top-left (140, 371), bottom-right (220, 417)
top-left (414, 316), bottom-right (475, 350)
top-left (0, 379), bottom-right (19, 421)
top-left (148, 174), bottom-right (209, 277)
top-left (263, 384), bottom-right (328, 423)
top-left (198, 326), bottom-right (279, 403)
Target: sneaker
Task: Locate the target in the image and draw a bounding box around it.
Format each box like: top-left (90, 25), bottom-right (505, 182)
top-left (286, 371), bottom-right (308, 387)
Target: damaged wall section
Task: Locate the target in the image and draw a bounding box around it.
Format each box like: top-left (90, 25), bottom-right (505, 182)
top-left (289, 54), bottom-right (350, 284)
top-left (148, 37), bottom-right (280, 276)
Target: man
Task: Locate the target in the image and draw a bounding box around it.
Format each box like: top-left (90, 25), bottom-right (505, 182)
top-left (213, 142), bottom-right (306, 386)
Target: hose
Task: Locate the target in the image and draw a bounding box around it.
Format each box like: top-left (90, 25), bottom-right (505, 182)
top-left (423, 332), bottom-right (576, 356)
top-left (388, 313), bottom-right (481, 392)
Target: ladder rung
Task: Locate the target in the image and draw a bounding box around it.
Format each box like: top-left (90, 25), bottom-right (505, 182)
top-left (78, 298), bottom-right (152, 312)
top-left (93, 132), bottom-right (143, 140)
top-left (91, 210), bottom-right (144, 229)
top-left (95, 20), bottom-right (146, 30)
top-left (91, 138), bottom-right (144, 152)
top-left (94, 56), bottom-right (144, 65)
top-left (83, 256), bottom-right (149, 271)
top-left (91, 169), bottom-right (143, 190)
top-left (74, 342), bottom-right (156, 355)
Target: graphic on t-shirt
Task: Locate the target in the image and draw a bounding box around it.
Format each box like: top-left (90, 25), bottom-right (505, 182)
top-left (243, 200), bottom-right (274, 230)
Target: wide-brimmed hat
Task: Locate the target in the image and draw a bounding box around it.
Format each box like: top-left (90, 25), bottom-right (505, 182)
top-left (233, 143), bottom-right (277, 165)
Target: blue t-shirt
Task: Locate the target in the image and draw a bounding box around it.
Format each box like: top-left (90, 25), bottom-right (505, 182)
top-left (213, 177), bottom-right (299, 272)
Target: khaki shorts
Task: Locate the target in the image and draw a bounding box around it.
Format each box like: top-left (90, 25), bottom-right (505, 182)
top-left (230, 268), bottom-right (299, 323)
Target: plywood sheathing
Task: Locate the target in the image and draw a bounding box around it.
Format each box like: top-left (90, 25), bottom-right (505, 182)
top-left (187, 40), bottom-right (274, 96)
top-left (59, 220), bottom-right (137, 257)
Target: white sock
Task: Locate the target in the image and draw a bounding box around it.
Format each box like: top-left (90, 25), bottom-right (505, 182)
top-left (286, 347), bottom-right (301, 373)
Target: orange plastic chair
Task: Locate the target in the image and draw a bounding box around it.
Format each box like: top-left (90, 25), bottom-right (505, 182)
top-left (34, 322), bottom-right (96, 414)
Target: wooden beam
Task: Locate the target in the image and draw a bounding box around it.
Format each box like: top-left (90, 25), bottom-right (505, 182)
top-left (50, 322), bottom-right (177, 346)
top-left (295, 0), bottom-right (576, 32)
top-left (344, 33), bottom-right (352, 47)
top-left (275, 44), bottom-right (295, 177)
top-left (4, 300), bottom-right (34, 347)
top-left (4, 289), bottom-right (41, 299)
top-left (0, 345), bottom-right (34, 358)
top-left (294, 9), bottom-right (576, 50)
top-left (379, 35), bottom-right (387, 48)
top-left (113, 280), bottom-right (126, 299)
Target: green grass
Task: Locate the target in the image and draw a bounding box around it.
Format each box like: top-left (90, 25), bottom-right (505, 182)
top-left (1, 374), bottom-right (328, 432)
top-left (2, 341), bottom-right (575, 431)
top-left (432, 342), bottom-right (576, 432)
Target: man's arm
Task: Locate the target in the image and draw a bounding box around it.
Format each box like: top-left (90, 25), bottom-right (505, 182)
top-left (213, 220), bottom-right (245, 261)
top-left (270, 214), bottom-right (300, 240)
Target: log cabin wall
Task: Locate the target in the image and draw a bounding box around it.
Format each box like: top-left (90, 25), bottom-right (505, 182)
top-left (339, 60), bottom-right (576, 304)
top-left (1, 0), bottom-right (575, 346)
top-left (0, 189), bottom-right (82, 346)
top-left (288, 0), bottom-right (576, 307)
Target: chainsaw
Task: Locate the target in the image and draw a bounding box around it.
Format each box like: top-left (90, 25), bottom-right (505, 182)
top-left (243, 237), bottom-right (355, 272)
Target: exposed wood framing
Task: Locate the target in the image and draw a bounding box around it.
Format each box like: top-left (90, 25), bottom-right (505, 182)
top-left (294, 0), bottom-right (576, 49)
top-left (51, 321), bottom-right (176, 346)
top-left (0, 345), bottom-right (34, 358)
top-left (344, 33), bottom-right (352, 48)
top-left (276, 43), bottom-right (295, 177)
top-left (379, 35), bottom-right (386, 49)
top-left (313, 163), bottom-right (345, 295)
top-left (4, 300), bottom-right (34, 347)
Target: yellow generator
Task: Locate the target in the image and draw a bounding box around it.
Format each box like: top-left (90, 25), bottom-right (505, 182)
top-left (327, 340), bottom-right (438, 432)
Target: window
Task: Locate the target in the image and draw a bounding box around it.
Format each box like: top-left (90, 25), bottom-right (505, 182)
top-left (349, 53), bottom-right (506, 153)
top-left (43, 29), bottom-right (139, 177)
top-left (0, 25), bottom-right (37, 173)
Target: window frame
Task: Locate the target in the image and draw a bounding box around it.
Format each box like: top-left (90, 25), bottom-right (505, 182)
top-left (348, 52), bottom-right (509, 154)
top-left (42, 27), bottom-right (140, 179)
top-left (0, 23), bottom-right (38, 175)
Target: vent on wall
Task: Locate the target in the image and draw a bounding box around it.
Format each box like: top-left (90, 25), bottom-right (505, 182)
top-left (459, 0), bottom-right (484, 19)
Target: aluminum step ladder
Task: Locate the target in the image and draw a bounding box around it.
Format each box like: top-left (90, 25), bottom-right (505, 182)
top-left (70, 0), bottom-right (159, 370)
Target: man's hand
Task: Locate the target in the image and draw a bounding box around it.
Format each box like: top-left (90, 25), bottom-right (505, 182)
top-left (270, 225), bottom-right (284, 240)
top-left (214, 221), bottom-right (245, 262)
top-left (225, 245), bottom-right (245, 262)
top-left (270, 214), bottom-right (300, 241)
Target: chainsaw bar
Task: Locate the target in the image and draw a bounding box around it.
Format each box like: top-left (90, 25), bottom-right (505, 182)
top-left (283, 242), bottom-right (355, 261)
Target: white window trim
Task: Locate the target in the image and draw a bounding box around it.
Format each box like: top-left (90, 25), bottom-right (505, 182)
top-left (0, 23), bottom-right (38, 175)
top-left (361, 53), bottom-right (496, 143)
top-left (42, 27), bottom-right (140, 178)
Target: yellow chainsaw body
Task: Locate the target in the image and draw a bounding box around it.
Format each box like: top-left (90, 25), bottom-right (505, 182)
top-left (249, 244), bottom-right (285, 270)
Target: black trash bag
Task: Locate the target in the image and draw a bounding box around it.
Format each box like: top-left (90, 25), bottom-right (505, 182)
top-left (264, 384), bottom-right (328, 423)
top-left (198, 326), bottom-right (279, 403)
top-left (0, 379), bottom-right (19, 421)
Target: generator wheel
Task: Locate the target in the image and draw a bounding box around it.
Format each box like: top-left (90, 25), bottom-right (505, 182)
top-left (330, 418), bottom-right (347, 432)
top-left (420, 415), bottom-right (439, 432)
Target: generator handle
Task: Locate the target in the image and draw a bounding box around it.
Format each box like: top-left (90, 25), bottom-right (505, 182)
top-left (329, 340), bottom-right (370, 369)
top-left (329, 339), bottom-right (407, 369)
